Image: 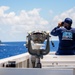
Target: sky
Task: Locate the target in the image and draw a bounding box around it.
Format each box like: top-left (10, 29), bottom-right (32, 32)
top-left (0, 0), bottom-right (75, 41)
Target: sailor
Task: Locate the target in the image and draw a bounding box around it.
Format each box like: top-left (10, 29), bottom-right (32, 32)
top-left (50, 18), bottom-right (75, 55)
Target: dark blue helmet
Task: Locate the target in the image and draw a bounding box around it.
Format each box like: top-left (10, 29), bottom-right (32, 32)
top-left (63, 18), bottom-right (72, 25)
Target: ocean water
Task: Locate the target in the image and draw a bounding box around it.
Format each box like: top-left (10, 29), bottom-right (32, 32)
top-left (0, 41), bottom-right (59, 59)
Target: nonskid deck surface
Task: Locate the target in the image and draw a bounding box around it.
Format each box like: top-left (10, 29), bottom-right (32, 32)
top-left (0, 52), bottom-right (75, 75)
top-left (41, 53), bottom-right (75, 67)
top-left (0, 68), bottom-right (73, 75)
top-left (0, 52), bottom-right (75, 67)
top-left (42, 54), bottom-right (75, 62)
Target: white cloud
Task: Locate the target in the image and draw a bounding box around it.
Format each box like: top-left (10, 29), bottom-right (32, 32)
top-left (50, 7), bottom-right (75, 29)
top-left (0, 6), bottom-right (9, 16)
top-left (49, 7), bottom-right (75, 40)
top-left (1, 6), bottom-right (75, 41)
top-left (0, 6), bottom-right (49, 41)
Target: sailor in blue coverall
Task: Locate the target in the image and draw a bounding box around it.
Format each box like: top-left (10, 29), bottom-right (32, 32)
top-left (50, 18), bottom-right (75, 55)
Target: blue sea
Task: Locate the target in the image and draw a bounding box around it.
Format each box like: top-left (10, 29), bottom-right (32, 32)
top-left (0, 41), bottom-right (59, 59)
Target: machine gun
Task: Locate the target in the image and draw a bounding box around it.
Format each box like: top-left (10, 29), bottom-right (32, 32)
top-left (26, 31), bottom-right (50, 68)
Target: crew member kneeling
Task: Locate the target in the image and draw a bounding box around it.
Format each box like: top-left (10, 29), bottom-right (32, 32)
top-left (50, 18), bottom-right (75, 55)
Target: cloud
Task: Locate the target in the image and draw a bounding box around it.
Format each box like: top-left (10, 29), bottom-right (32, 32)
top-left (49, 7), bottom-right (75, 40)
top-left (50, 7), bottom-right (75, 30)
top-left (1, 6), bottom-right (75, 41)
top-left (0, 6), bottom-right (49, 41)
top-left (0, 6), bottom-right (49, 26)
top-left (0, 6), bottom-right (9, 16)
